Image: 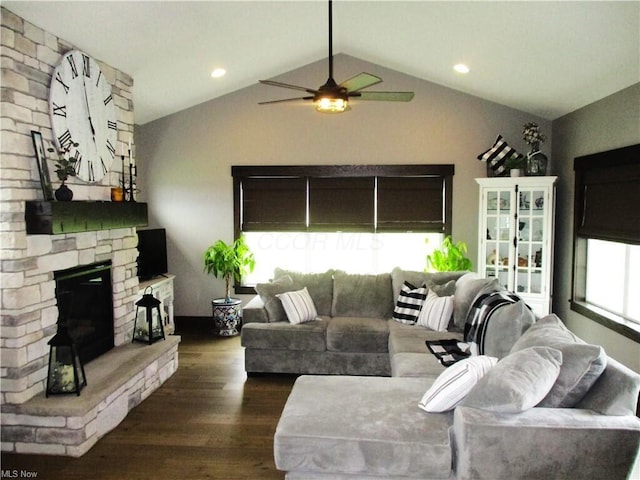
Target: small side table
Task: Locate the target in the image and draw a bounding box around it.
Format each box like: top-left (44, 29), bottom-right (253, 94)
top-left (212, 298), bottom-right (242, 336)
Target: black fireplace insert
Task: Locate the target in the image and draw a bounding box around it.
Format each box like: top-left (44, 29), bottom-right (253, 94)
top-left (54, 261), bottom-right (114, 364)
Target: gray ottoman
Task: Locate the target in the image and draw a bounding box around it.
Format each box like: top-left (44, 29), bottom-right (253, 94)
top-left (274, 375), bottom-right (454, 479)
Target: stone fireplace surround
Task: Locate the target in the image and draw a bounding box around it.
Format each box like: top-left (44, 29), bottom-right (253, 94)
top-left (0, 227), bottom-right (181, 457)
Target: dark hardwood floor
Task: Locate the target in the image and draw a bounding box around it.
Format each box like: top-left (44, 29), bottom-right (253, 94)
top-left (1, 321), bottom-right (297, 479)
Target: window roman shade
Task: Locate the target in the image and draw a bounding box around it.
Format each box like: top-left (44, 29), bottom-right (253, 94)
top-left (309, 177), bottom-right (374, 231)
top-left (240, 177), bottom-right (306, 232)
top-left (377, 176), bottom-right (445, 232)
top-left (574, 144), bottom-right (640, 245)
top-left (232, 164), bottom-right (454, 236)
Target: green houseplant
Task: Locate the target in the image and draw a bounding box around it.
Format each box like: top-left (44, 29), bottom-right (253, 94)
top-left (203, 235), bottom-right (255, 302)
top-left (504, 152), bottom-right (526, 176)
top-left (426, 236), bottom-right (473, 272)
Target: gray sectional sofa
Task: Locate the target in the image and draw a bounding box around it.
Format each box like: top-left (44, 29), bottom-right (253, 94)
top-left (240, 268), bottom-right (640, 479)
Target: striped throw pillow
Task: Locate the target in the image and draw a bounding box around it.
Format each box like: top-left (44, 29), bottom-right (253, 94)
top-left (418, 355), bottom-right (498, 412)
top-left (393, 281), bottom-right (428, 325)
top-left (477, 135), bottom-right (519, 176)
top-left (417, 289), bottom-right (454, 331)
top-left (276, 287), bottom-right (318, 324)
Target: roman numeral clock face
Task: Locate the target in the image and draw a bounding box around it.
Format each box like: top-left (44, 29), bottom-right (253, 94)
top-left (49, 50), bottom-right (117, 183)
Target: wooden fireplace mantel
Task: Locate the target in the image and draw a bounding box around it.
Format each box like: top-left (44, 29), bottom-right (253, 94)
top-left (25, 201), bottom-right (148, 235)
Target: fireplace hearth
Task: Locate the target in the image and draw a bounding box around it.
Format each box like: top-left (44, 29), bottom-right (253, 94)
top-left (54, 261), bottom-right (114, 364)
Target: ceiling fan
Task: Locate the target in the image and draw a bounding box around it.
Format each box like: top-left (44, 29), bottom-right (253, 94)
top-left (259, 0), bottom-right (414, 113)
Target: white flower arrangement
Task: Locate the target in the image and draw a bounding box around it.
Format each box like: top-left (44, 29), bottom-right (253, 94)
top-left (523, 122), bottom-right (546, 146)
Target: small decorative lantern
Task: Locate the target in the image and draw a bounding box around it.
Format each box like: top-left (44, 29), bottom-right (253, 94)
top-left (133, 286), bottom-right (165, 345)
top-left (46, 292), bottom-right (87, 397)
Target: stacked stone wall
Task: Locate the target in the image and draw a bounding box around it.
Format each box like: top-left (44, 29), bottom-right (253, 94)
top-left (1, 7), bottom-right (138, 406)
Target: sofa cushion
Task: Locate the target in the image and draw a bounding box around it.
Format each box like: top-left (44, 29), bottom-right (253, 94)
top-left (275, 375), bottom-right (453, 479)
top-left (388, 321), bottom-right (463, 355)
top-left (332, 272), bottom-right (393, 319)
top-left (277, 287), bottom-right (319, 324)
top-left (326, 317), bottom-right (389, 353)
top-left (416, 290), bottom-right (454, 331)
top-left (274, 268), bottom-right (334, 316)
top-left (462, 346), bottom-right (562, 413)
top-left (392, 281), bottom-right (427, 325)
top-left (419, 355), bottom-right (498, 412)
top-left (255, 275), bottom-right (298, 322)
top-left (240, 320), bottom-right (328, 352)
top-left (510, 314), bottom-right (607, 407)
top-left (391, 267), bottom-right (464, 303)
top-left (453, 275), bottom-right (504, 331)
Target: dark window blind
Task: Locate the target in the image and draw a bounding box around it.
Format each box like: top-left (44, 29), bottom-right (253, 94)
top-left (240, 177), bottom-right (306, 232)
top-left (233, 165), bottom-right (454, 237)
top-left (377, 176), bottom-right (445, 232)
top-left (574, 144), bottom-right (640, 244)
top-left (308, 177), bottom-right (374, 231)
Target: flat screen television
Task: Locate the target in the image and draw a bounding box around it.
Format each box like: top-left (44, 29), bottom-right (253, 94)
top-left (137, 228), bottom-right (168, 281)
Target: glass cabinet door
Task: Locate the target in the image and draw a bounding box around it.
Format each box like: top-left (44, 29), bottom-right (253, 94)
top-left (483, 188), bottom-right (514, 291)
top-left (515, 188), bottom-right (547, 295)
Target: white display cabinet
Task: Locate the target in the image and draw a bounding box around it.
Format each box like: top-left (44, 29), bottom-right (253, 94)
top-left (476, 177), bottom-right (557, 317)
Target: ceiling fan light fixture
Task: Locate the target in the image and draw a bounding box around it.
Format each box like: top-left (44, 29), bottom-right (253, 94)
top-left (315, 96), bottom-right (348, 113)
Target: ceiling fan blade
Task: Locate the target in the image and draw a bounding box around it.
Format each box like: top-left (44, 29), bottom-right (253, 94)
top-left (355, 91), bottom-right (415, 102)
top-left (339, 72), bottom-right (382, 92)
top-left (259, 80), bottom-right (318, 94)
top-left (258, 96), bottom-right (314, 105)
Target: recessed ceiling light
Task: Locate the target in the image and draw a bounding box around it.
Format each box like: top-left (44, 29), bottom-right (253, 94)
top-left (454, 64), bottom-right (470, 74)
top-left (211, 68), bottom-right (226, 78)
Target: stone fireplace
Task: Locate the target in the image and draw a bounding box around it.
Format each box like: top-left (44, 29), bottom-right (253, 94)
top-left (0, 226), bottom-right (180, 457)
top-left (0, 9), bottom-right (180, 457)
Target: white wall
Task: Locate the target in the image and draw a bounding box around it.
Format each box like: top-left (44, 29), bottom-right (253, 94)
top-left (137, 54), bottom-right (550, 317)
top-left (550, 83), bottom-right (640, 372)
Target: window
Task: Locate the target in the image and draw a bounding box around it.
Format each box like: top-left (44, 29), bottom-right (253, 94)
top-left (571, 144), bottom-right (640, 340)
top-left (233, 165), bottom-right (454, 287)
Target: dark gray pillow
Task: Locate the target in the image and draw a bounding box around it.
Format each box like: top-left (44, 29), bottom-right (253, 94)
top-left (274, 268), bottom-right (334, 316)
top-left (332, 272), bottom-right (393, 319)
top-left (255, 275), bottom-right (297, 322)
top-left (453, 276), bottom-right (504, 330)
top-left (483, 300), bottom-right (536, 359)
top-left (510, 314), bottom-right (607, 408)
top-left (391, 267), bottom-right (465, 303)
top-left (462, 346), bottom-right (563, 413)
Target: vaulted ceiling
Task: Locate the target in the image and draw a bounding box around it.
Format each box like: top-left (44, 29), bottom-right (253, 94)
top-left (5, 1), bottom-right (639, 125)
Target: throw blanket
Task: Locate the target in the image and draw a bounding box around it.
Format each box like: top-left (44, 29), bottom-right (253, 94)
top-left (465, 291), bottom-right (521, 356)
top-left (426, 339), bottom-right (470, 367)
top-left (426, 290), bottom-right (521, 366)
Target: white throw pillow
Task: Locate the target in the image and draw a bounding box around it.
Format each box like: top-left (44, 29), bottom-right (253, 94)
top-left (276, 287), bottom-right (318, 324)
top-left (418, 355), bottom-right (498, 412)
top-left (417, 290), bottom-right (454, 331)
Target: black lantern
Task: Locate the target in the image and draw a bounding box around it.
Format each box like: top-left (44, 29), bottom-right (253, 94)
top-left (46, 292), bottom-right (87, 397)
top-left (133, 286), bottom-right (165, 345)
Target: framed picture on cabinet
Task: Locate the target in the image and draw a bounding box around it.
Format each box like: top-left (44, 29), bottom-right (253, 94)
top-left (31, 131), bottom-right (54, 201)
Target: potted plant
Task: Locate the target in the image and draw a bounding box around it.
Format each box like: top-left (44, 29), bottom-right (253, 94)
top-left (504, 152), bottom-right (526, 177)
top-left (522, 122), bottom-right (548, 175)
top-left (203, 235), bottom-right (255, 302)
top-left (204, 236), bottom-right (255, 336)
top-left (426, 235), bottom-right (473, 272)
top-left (48, 142), bottom-right (78, 201)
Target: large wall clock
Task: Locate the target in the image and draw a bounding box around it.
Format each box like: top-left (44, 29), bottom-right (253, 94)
top-left (49, 50), bottom-right (117, 183)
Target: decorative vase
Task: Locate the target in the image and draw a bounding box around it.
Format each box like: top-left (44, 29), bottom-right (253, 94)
top-left (212, 298), bottom-right (242, 336)
top-left (525, 142), bottom-right (548, 176)
top-left (55, 183), bottom-right (73, 201)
